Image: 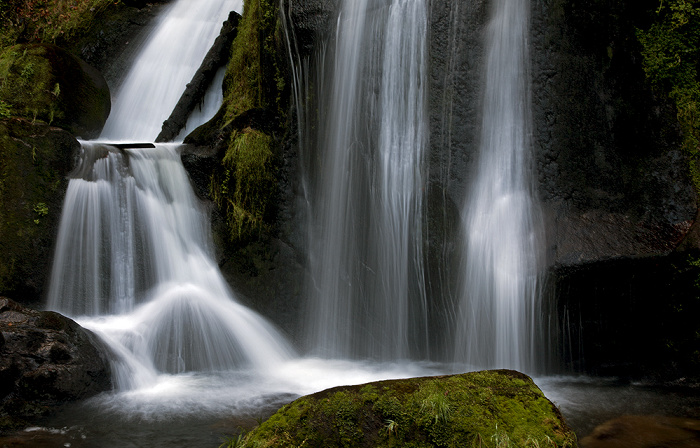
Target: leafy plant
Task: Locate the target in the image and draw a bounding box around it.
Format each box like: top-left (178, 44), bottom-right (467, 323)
top-left (0, 100), bottom-right (11, 118)
top-left (219, 434), bottom-right (245, 448)
top-left (33, 202), bottom-right (48, 224)
top-left (420, 392), bottom-right (452, 424)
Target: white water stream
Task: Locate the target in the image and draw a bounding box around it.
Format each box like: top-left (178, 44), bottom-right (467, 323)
top-left (46, 0), bottom-right (441, 418)
top-left (47, 0), bottom-right (300, 392)
top-left (454, 0), bottom-right (543, 371)
top-left (303, 0), bottom-right (430, 360)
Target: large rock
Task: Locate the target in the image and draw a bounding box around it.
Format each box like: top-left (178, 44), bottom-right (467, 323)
top-left (0, 298), bottom-right (112, 431)
top-left (0, 118), bottom-right (80, 303)
top-left (0, 43), bottom-right (110, 139)
top-left (237, 370), bottom-right (577, 448)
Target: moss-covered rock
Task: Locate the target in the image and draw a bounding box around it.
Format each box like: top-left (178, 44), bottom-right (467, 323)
top-left (0, 118), bottom-right (79, 303)
top-left (0, 43), bottom-right (110, 139)
top-left (187, 0), bottom-right (289, 247)
top-left (232, 370), bottom-right (577, 448)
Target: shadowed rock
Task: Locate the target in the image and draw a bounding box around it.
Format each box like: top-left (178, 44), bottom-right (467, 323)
top-left (0, 298), bottom-right (112, 431)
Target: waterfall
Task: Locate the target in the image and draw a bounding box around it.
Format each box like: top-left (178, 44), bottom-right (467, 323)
top-left (454, 0), bottom-right (543, 371)
top-left (46, 0), bottom-right (295, 391)
top-left (302, 0), bottom-right (429, 360)
top-left (100, 0), bottom-right (241, 141)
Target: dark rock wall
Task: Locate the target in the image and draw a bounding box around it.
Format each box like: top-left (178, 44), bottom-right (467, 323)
top-left (0, 120), bottom-right (80, 304)
top-left (532, 0), bottom-right (696, 267)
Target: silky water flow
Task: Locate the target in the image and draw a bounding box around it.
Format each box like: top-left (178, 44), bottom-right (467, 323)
top-left (45, 0), bottom-right (443, 421)
top-left (46, 0), bottom-right (295, 393)
top-left (301, 0), bottom-right (430, 361)
top-left (454, 0), bottom-right (544, 372)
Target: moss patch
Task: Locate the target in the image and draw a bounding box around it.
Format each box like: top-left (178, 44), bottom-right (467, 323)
top-left (211, 127), bottom-right (277, 242)
top-left (198, 0), bottom-right (290, 247)
top-left (0, 43), bottom-right (110, 138)
top-left (0, 0), bottom-right (124, 48)
top-left (225, 370), bottom-right (577, 448)
top-left (223, 0), bottom-right (287, 122)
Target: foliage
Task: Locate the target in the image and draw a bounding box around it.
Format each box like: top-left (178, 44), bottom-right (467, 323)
top-left (222, 371), bottom-right (578, 448)
top-left (0, 0), bottom-right (122, 48)
top-left (638, 0), bottom-right (700, 190)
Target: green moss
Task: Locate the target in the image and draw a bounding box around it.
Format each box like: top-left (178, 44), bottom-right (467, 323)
top-left (638, 0), bottom-right (700, 191)
top-left (223, 0), bottom-right (287, 123)
top-left (225, 371), bottom-right (578, 448)
top-left (211, 128), bottom-right (277, 243)
top-left (0, 43), bottom-right (110, 138)
top-left (208, 0), bottom-right (290, 247)
top-left (0, 0), bottom-right (123, 48)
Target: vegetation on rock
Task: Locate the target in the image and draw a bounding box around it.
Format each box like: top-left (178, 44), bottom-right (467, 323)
top-left (638, 0), bottom-right (700, 190)
top-left (204, 0), bottom-right (290, 246)
top-left (222, 370), bottom-right (577, 448)
top-left (0, 118), bottom-right (79, 301)
top-left (0, 0), bottom-right (124, 48)
top-left (0, 43), bottom-right (110, 138)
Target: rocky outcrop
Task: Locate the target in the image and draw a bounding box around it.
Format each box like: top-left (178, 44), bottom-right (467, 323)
top-left (0, 44), bottom-right (111, 139)
top-left (0, 298), bottom-right (112, 431)
top-left (236, 370), bottom-right (577, 448)
top-left (0, 119), bottom-right (80, 303)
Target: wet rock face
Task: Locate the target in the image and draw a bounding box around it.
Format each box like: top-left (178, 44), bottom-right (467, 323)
top-left (283, 0), bottom-right (338, 59)
top-left (581, 415), bottom-right (700, 448)
top-left (0, 298), bottom-right (112, 431)
top-left (0, 119), bottom-right (80, 303)
top-left (531, 0), bottom-right (697, 265)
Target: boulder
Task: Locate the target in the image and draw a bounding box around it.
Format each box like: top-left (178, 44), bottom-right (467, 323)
top-left (0, 298), bottom-right (112, 431)
top-left (0, 43), bottom-right (110, 139)
top-left (581, 415), bottom-right (700, 448)
top-left (236, 370), bottom-right (577, 448)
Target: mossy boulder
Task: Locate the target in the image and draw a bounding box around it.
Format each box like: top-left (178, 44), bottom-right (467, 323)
top-left (234, 370), bottom-right (577, 448)
top-left (0, 43), bottom-right (110, 139)
top-left (0, 118), bottom-right (80, 303)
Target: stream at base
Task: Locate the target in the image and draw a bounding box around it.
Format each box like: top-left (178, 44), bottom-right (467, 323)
top-left (2, 366), bottom-right (698, 447)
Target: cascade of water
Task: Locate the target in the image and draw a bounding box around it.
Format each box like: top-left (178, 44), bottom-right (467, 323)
top-left (100, 0), bottom-right (241, 142)
top-left (303, 0), bottom-right (429, 360)
top-left (48, 144), bottom-right (294, 388)
top-left (454, 0), bottom-right (543, 371)
top-left (47, 0), bottom-right (295, 391)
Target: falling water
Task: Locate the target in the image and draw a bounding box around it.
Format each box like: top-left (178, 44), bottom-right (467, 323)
top-left (304, 0), bottom-right (429, 360)
top-left (46, 0), bottom-right (295, 391)
top-left (454, 0), bottom-right (543, 371)
top-left (100, 0), bottom-right (240, 141)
